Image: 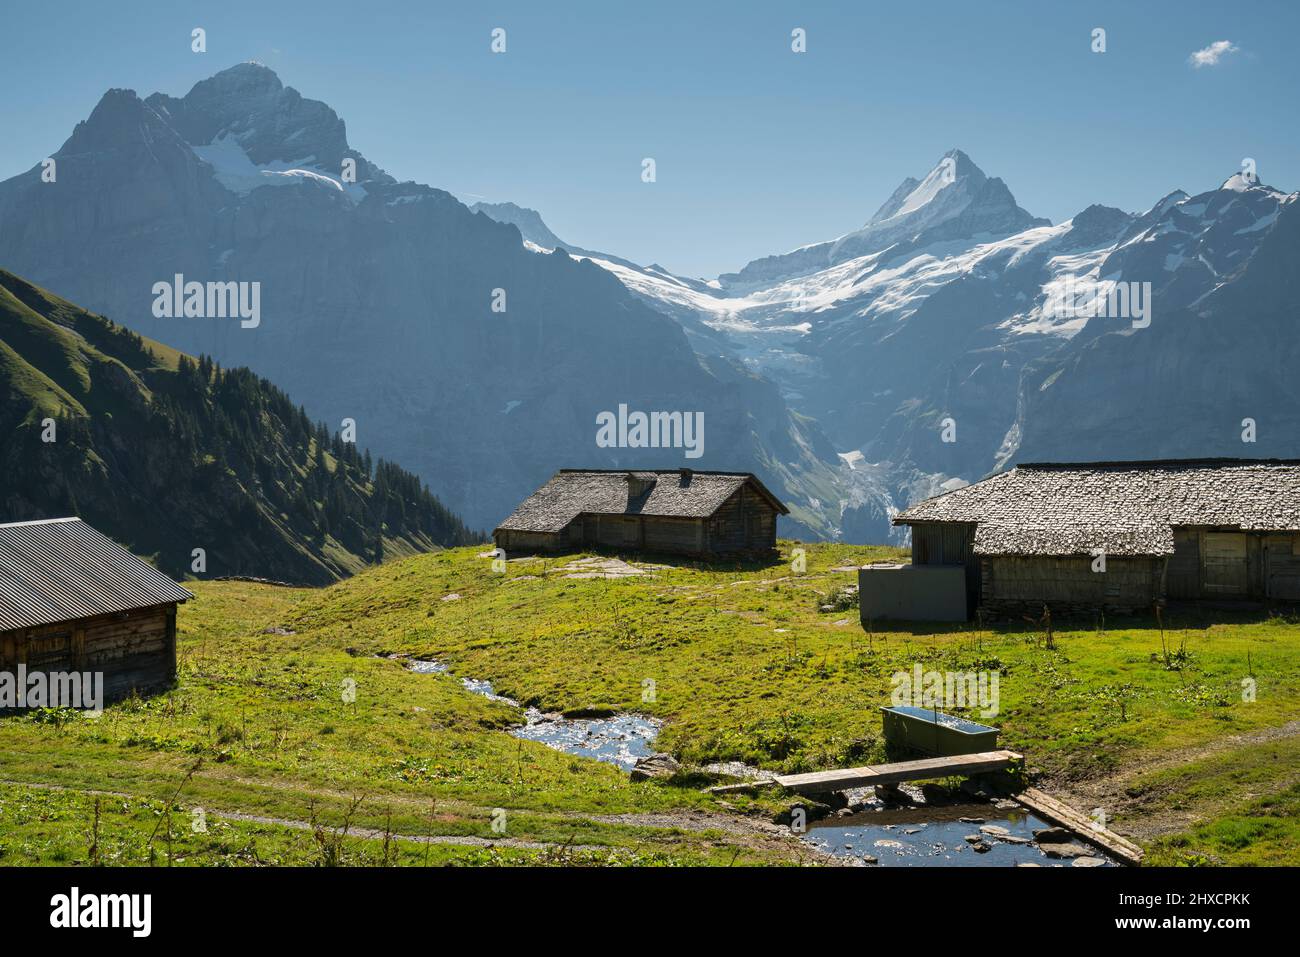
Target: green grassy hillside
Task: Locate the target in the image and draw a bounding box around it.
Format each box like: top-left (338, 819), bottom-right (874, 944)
top-left (0, 269), bottom-right (477, 583)
top-left (2, 542), bottom-right (1296, 866)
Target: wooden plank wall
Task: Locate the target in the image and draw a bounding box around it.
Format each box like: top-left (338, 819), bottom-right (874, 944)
top-left (952, 526), bottom-right (1300, 614)
top-left (1166, 528), bottom-right (1300, 601)
top-left (644, 515), bottom-right (704, 553)
top-left (1203, 531), bottom-right (1249, 596)
top-left (911, 522), bottom-right (974, 565)
top-left (1, 603), bottom-right (178, 702)
top-left (1266, 533), bottom-right (1300, 600)
top-left (496, 528), bottom-right (567, 552)
top-left (981, 556), bottom-right (1159, 617)
top-left (705, 485), bottom-right (777, 554)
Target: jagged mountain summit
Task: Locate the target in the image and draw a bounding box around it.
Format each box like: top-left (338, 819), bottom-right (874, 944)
top-left (718, 149), bottom-right (1050, 288)
top-left (6, 63), bottom-right (1294, 545)
top-left (468, 201), bottom-right (569, 252)
top-left (474, 154), bottom-right (1298, 541)
top-left (144, 62), bottom-right (391, 189)
top-left (0, 63), bottom-right (849, 537)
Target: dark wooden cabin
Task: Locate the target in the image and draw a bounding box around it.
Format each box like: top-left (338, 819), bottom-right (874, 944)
top-left (494, 469), bottom-right (788, 558)
top-left (892, 459), bottom-right (1300, 618)
top-left (0, 518), bottom-right (194, 704)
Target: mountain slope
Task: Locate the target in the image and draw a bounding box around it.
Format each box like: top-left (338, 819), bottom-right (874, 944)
top-left (522, 153), bottom-right (1296, 540)
top-left (0, 269), bottom-right (476, 583)
top-left (1012, 189), bottom-right (1300, 465)
top-left (0, 63), bottom-right (850, 537)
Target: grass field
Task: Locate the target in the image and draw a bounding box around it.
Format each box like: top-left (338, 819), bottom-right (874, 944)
top-left (2, 542), bottom-right (1297, 866)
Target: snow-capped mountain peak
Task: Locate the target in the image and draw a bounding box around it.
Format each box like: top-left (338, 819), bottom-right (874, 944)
top-left (872, 148), bottom-right (983, 224)
top-left (141, 62), bottom-right (392, 194)
top-left (489, 156), bottom-right (1297, 545)
top-left (866, 176), bottom-right (921, 224)
top-left (719, 149), bottom-right (1046, 287)
top-left (1217, 171), bottom-right (1291, 202)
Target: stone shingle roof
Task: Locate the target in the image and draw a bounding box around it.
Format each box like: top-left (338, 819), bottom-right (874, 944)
top-left (495, 470), bottom-right (787, 534)
top-left (894, 459), bottom-right (1300, 557)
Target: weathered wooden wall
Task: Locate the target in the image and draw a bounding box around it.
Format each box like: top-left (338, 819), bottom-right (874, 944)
top-left (496, 515), bottom-right (711, 556)
top-left (1203, 531), bottom-right (1251, 596)
top-left (894, 521), bottom-right (1300, 619)
top-left (1165, 528), bottom-right (1300, 601)
top-left (1265, 533), bottom-right (1300, 600)
top-left (911, 522), bottom-right (975, 565)
top-left (644, 515), bottom-right (705, 553)
top-left (493, 528), bottom-right (564, 553)
top-left (1, 603), bottom-right (178, 703)
top-left (980, 556), bottom-right (1160, 618)
top-left (704, 485), bottom-right (777, 554)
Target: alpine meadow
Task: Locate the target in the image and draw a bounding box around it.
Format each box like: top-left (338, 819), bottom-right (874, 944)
top-left (0, 1), bottom-right (1295, 939)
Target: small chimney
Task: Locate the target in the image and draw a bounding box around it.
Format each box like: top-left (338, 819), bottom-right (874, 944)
top-left (626, 471), bottom-right (657, 498)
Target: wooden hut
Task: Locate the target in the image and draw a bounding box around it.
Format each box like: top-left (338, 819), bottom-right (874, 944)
top-left (0, 518), bottom-right (194, 703)
top-left (889, 459), bottom-right (1300, 618)
top-left (494, 469), bottom-right (788, 558)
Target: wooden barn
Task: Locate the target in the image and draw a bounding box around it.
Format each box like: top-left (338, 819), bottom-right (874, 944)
top-left (881, 459), bottom-right (1300, 619)
top-left (0, 518), bottom-right (194, 704)
top-left (494, 469), bottom-right (788, 558)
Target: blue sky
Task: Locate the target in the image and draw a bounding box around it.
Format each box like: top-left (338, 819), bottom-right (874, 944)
top-left (1, 1), bottom-right (1296, 276)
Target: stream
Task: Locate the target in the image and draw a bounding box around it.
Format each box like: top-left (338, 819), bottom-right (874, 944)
top-left (405, 657), bottom-right (1116, 866)
top-left (801, 796), bottom-right (1116, 866)
top-left (408, 659), bottom-right (660, 770)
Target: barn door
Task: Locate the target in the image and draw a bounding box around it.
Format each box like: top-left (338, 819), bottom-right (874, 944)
top-left (1266, 535), bottom-right (1300, 600)
top-left (1203, 532), bottom-right (1248, 596)
top-left (621, 517), bottom-right (640, 547)
top-left (1166, 529), bottom-right (1201, 599)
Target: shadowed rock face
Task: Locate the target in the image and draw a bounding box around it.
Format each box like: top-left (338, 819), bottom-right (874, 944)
top-left (1014, 197), bottom-right (1300, 465)
top-left (0, 64), bottom-right (848, 536)
top-left (143, 62), bottom-right (390, 183)
top-left (827, 176), bottom-right (1297, 523)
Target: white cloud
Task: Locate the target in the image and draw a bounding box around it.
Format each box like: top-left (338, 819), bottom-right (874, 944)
top-left (1188, 40), bottom-right (1239, 69)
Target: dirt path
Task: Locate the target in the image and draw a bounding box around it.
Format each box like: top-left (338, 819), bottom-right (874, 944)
top-left (0, 775), bottom-right (828, 864)
top-left (210, 771), bottom-right (804, 840)
top-left (207, 808), bottom-right (612, 853)
top-left (1047, 719), bottom-right (1300, 842)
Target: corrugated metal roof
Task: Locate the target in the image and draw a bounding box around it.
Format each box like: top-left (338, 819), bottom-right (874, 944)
top-left (0, 518), bottom-right (194, 631)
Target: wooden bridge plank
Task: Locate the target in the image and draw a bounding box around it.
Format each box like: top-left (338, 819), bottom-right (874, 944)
top-left (1015, 787), bottom-right (1144, 865)
top-left (773, 750), bottom-right (1022, 795)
